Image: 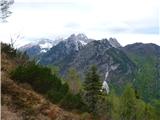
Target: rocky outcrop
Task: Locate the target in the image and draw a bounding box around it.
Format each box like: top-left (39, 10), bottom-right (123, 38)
top-left (108, 38), bottom-right (122, 48)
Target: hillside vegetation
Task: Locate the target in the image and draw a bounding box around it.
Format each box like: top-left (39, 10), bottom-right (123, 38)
top-left (123, 43), bottom-right (160, 102)
top-left (1, 43), bottom-right (90, 120)
top-left (1, 42), bottom-right (160, 120)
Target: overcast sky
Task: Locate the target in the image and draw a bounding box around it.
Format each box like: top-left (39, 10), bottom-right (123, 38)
top-left (0, 0), bottom-right (159, 47)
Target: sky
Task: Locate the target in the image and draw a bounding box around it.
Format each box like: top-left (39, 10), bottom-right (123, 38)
top-left (0, 0), bottom-right (159, 47)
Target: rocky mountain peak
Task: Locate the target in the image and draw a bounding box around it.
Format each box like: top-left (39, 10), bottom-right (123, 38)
top-left (67, 33), bottom-right (92, 45)
top-left (109, 38), bottom-right (121, 48)
top-left (76, 33), bottom-right (88, 40)
top-left (68, 33), bottom-right (88, 40)
top-left (19, 38), bottom-right (59, 58)
top-left (68, 34), bottom-right (76, 41)
top-left (100, 39), bottom-right (111, 45)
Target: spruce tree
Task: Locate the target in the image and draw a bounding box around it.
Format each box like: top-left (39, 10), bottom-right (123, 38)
top-left (84, 65), bottom-right (102, 116)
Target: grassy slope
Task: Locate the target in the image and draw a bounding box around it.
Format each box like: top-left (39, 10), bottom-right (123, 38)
top-left (1, 52), bottom-right (90, 120)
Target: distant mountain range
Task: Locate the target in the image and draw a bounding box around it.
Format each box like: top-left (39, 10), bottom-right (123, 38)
top-left (19, 38), bottom-right (62, 58)
top-left (19, 34), bottom-right (121, 58)
top-left (19, 33), bottom-right (160, 102)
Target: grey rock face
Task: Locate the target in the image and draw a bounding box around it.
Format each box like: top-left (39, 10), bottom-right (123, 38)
top-left (108, 38), bottom-right (122, 48)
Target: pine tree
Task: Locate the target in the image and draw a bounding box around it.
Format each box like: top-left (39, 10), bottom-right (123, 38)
top-left (84, 65), bottom-right (102, 116)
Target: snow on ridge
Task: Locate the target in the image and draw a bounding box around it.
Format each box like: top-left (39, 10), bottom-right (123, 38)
top-left (39, 43), bottom-right (53, 49)
top-left (79, 40), bottom-right (87, 45)
top-left (40, 49), bottom-right (47, 53)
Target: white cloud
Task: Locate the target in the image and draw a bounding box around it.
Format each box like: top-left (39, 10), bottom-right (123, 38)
top-left (0, 0), bottom-right (159, 47)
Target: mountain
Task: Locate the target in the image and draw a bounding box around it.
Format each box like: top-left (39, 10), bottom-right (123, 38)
top-left (39, 33), bottom-right (93, 66)
top-left (123, 43), bottom-right (160, 56)
top-left (20, 34), bottom-right (160, 101)
top-left (108, 38), bottom-right (122, 48)
top-left (65, 39), bottom-right (135, 92)
top-left (39, 36), bottom-right (135, 93)
top-left (123, 43), bottom-right (160, 101)
top-left (19, 34), bottom-right (92, 59)
top-left (19, 38), bottom-right (63, 58)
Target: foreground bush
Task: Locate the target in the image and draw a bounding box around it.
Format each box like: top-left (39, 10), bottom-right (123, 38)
top-left (10, 62), bottom-right (87, 111)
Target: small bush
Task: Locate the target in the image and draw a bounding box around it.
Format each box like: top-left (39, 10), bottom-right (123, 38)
top-left (10, 62), bottom-right (67, 99)
top-left (1, 43), bottom-right (17, 58)
top-left (10, 62), bottom-right (88, 112)
top-left (80, 112), bottom-right (91, 120)
top-left (60, 93), bottom-right (88, 112)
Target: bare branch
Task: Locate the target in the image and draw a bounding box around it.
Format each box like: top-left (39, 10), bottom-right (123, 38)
top-left (10, 33), bottom-right (23, 48)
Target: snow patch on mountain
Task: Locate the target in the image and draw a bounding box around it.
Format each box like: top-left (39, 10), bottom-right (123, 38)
top-left (64, 33), bottom-right (91, 51)
top-left (111, 64), bottom-right (119, 71)
top-left (79, 40), bottom-right (87, 45)
top-left (102, 81), bottom-right (109, 94)
top-left (102, 69), bottom-right (110, 94)
top-left (40, 49), bottom-right (47, 53)
top-left (39, 42), bottom-right (53, 49)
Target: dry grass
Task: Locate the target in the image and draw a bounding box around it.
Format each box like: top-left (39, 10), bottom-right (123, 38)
top-left (1, 52), bottom-right (91, 120)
